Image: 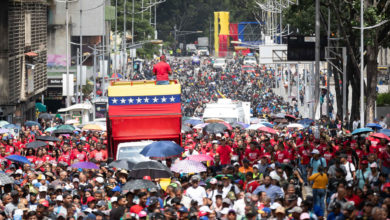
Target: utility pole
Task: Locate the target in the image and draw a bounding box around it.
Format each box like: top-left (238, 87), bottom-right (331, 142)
top-left (114, 0), bottom-right (118, 75)
top-left (315, 0), bottom-right (320, 119)
top-left (65, 0), bottom-right (71, 107)
top-left (79, 1), bottom-right (83, 103)
top-left (132, 0), bottom-right (134, 44)
top-left (123, 0), bottom-right (127, 78)
top-left (102, 0), bottom-right (106, 96)
top-left (326, 7), bottom-right (331, 118)
top-left (360, 0), bottom-right (365, 127)
top-left (93, 45), bottom-right (97, 120)
top-left (76, 48), bottom-right (80, 104)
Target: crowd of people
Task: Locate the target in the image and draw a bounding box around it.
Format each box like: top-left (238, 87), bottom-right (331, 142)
top-left (0, 56), bottom-right (389, 220)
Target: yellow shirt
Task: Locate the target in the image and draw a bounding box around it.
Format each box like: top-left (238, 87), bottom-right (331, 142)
top-left (308, 172), bottom-right (328, 189)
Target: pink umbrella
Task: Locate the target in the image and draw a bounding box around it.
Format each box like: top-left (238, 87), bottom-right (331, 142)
top-left (218, 122), bottom-right (233, 130)
top-left (171, 160), bottom-right (206, 173)
top-left (193, 123), bottom-right (209, 129)
top-left (257, 126), bottom-right (277, 135)
top-left (186, 154), bottom-right (214, 162)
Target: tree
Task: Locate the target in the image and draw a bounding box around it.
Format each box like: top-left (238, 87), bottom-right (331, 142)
top-left (283, 0), bottom-right (390, 124)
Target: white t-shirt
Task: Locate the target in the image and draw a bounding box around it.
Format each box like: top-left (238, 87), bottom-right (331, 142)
top-left (341, 162), bottom-right (356, 182)
top-left (186, 186), bottom-right (207, 205)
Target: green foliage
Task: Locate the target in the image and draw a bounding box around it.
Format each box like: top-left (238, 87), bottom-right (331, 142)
top-left (111, 0), bottom-right (159, 58)
top-left (377, 92), bottom-right (390, 107)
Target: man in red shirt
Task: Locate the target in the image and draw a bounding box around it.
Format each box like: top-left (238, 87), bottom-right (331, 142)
top-left (71, 144), bottom-right (88, 163)
top-left (216, 139), bottom-right (232, 165)
top-left (89, 144), bottom-right (108, 163)
top-left (245, 142), bottom-right (261, 164)
top-left (152, 55), bottom-right (172, 85)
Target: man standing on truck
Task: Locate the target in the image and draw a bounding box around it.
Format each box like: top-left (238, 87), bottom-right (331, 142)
top-left (153, 55), bottom-right (172, 85)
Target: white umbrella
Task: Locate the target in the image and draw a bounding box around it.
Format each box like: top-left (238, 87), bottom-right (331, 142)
top-left (65, 119), bottom-right (79, 125)
top-left (246, 123), bottom-right (266, 130)
top-left (286, 123), bottom-right (304, 129)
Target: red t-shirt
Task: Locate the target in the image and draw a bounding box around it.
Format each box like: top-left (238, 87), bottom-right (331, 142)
top-left (245, 149), bottom-right (261, 162)
top-left (299, 146), bottom-right (312, 165)
top-left (71, 150), bottom-right (88, 162)
top-left (381, 151), bottom-right (390, 167)
top-left (274, 150), bottom-right (289, 163)
top-left (90, 150), bottom-right (107, 162)
top-left (216, 145), bottom-right (232, 165)
top-left (152, 61), bottom-right (171, 81)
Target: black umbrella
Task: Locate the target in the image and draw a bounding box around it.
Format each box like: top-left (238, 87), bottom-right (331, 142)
top-left (0, 173), bottom-right (14, 186)
top-left (26, 141), bottom-right (48, 149)
top-left (121, 179), bottom-right (157, 191)
top-left (181, 125), bottom-right (193, 133)
top-left (203, 123), bottom-right (228, 134)
top-left (230, 122), bottom-right (244, 129)
top-left (108, 159), bottom-right (136, 170)
top-left (129, 161), bottom-right (172, 179)
top-left (36, 136), bottom-right (60, 142)
top-left (38, 113), bottom-right (52, 120)
top-left (52, 129), bottom-right (73, 134)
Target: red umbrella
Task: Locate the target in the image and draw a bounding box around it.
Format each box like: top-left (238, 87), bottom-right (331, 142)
top-left (285, 114), bottom-right (296, 120)
top-left (370, 133), bottom-right (390, 141)
top-left (219, 122), bottom-right (233, 130)
top-left (257, 127), bottom-right (277, 135)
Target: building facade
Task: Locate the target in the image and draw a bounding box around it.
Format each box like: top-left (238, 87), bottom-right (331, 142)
top-left (0, 0), bottom-right (48, 123)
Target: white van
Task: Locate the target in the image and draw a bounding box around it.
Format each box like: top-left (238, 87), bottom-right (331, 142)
top-left (202, 99), bottom-right (251, 124)
top-left (116, 141), bottom-right (153, 162)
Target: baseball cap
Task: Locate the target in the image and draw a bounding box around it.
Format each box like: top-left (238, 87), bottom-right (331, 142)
top-left (138, 210), bottom-right (147, 217)
top-left (40, 200), bottom-right (49, 208)
top-left (15, 169), bottom-right (23, 175)
top-left (253, 164), bottom-right (259, 169)
top-left (39, 186), bottom-right (48, 192)
top-left (72, 178), bottom-right (80, 183)
top-left (222, 198), bottom-right (232, 205)
top-left (233, 162), bottom-right (240, 167)
top-left (178, 206), bottom-right (188, 213)
top-left (311, 149), bottom-right (320, 154)
top-left (95, 177), bottom-right (104, 183)
top-left (288, 206), bottom-right (303, 213)
top-left (370, 162), bottom-right (378, 168)
top-left (96, 200), bottom-right (106, 207)
top-left (275, 206), bottom-right (285, 214)
top-left (209, 178), bottom-right (217, 184)
top-left (300, 213), bottom-right (310, 220)
top-left (56, 195), bottom-right (63, 201)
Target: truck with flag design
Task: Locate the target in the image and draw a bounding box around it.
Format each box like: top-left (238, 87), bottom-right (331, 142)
top-left (107, 80), bottom-right (182, 159)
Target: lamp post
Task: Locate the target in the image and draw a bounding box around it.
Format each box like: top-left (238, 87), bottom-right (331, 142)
top-left (360, 0), bottom-right (364, 127)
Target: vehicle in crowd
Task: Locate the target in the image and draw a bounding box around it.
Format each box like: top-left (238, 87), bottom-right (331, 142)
top-left (107, 80), bottom-right (182, 159)
top-left (186, 44), bottom-right (197, 56)
top-left (213, 58), bottom-right (227, 69)
top-left (243, 55), bottom-right (257, 66)
top-left (241, 65), bottom-right (256, 74)
top-left (116, 141), bottom-right (152, 162)
top-left (203, 98), bottom-right (251, 124)
top-left (197, 37), bottom-right (209, 56)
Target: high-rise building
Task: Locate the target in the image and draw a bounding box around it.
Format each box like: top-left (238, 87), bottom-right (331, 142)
top-left (0, 0), bottom-right (48, 123)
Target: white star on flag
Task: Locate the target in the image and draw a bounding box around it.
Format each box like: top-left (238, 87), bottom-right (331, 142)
top-left (120, 98), bottom-right (126, 104)
top-left (128, 98), bottom-right (134, 103)
top-left (153, 97), bottom-right (158, 103)
top-left (170, 96), bottom-right (175, 102)
top-left (112, 98), bottom-right (118, 104)
top-left (136, 97), bottom-right (142, 103)
top-left (144, 97), bottom-right (149, 103)
top-left (161, 96), bottom-right (167, 102)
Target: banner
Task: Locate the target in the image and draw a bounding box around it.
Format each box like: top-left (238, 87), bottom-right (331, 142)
top-left (214, 12), bottom-right (219, 56)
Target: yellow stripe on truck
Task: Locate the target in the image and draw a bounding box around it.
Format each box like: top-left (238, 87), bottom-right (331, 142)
top-left (108, 81), bottom-right (181, 97)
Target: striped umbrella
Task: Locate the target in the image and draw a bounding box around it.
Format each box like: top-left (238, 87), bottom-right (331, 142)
top-left (171, 160), bottom-right (206, 173)
top-left (186, 154), bottom-right (214, 162)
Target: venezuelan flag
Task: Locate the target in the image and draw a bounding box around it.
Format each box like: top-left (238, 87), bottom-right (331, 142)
top-left (108, 81), bottom-right (181, 117)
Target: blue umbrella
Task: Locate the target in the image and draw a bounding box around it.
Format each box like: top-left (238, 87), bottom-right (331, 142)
top-left (298, 118), bottom-right (314, 125)
top-left (0, 128), bottom-right (9, 134)
top-left (6, 155), bottom-right (31, 164)
top-left (352, 127), bottom-right (373, 135)
top-left (3, 124), bottom-right (21, 130)
top-left (140, 141), bottom-right (184, 159)
top-left (366, 123), bottom-right (382, 130)
top-left (261, 122), bottom-right (274, 128)
top-left (25, 121), bottom-right (41, 128)
top-left (184, 119), bottom-right (202, 126)
top-left (379, 129), bottom-right (390, 137)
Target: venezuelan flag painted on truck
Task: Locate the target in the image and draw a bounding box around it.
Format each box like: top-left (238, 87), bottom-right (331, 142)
top-left (107, 80), bottom-right (182, 159)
